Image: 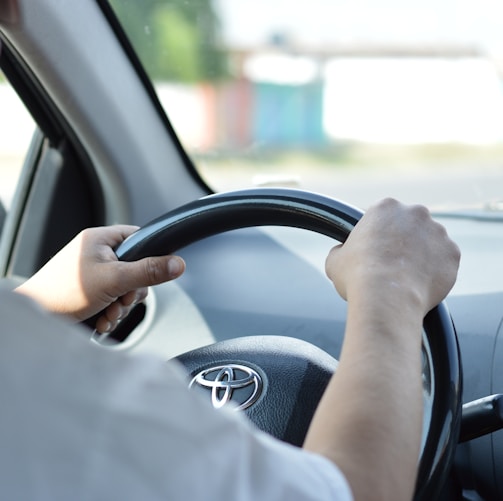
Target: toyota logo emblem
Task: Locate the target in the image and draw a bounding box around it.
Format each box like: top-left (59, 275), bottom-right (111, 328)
top-left (189, 364), bottom-right (263, 411)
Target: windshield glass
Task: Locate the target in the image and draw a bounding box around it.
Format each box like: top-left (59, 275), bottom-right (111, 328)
top-left (109, 0), bottom-right (503, 211)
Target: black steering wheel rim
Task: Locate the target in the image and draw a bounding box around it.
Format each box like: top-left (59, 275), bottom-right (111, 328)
top-left (115, 188), bottom-right (462, 500)
top-left (115, 188), bottom-right (362, 259)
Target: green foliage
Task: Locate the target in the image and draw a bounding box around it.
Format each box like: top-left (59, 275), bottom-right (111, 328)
top-left (153, 6), bottom-right (201, 81)
top-left (109, 0), bottom-right (227, 82)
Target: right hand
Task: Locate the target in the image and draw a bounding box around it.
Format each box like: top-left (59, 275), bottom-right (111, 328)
top-left (325, 198), bottom-right (460, 316)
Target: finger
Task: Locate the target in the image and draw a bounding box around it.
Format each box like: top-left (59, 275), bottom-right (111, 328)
top-left (111, 224), bottom-right (142, 241)
top-left (119, 288), bottom-right (148, 307)
top-left (95, 300), bottom-right (134, 333)
top-left (325, 244), bottom-right (343, 273)
top-left (85, 225), bottom-right (141, 250)
top-left (118, 255), bottom-right (185, 291)
top-left (325, 244), bottom-right (347, 299)
top-left (105, 301), bottom-right (127, 324)
top-left (95, 314), bottom-right (112, 334)
top-left (94, 289), bottom-right (148, 334)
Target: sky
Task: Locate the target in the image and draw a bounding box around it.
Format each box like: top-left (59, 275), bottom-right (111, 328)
top-left (214, 0), bottom-right (503, 55)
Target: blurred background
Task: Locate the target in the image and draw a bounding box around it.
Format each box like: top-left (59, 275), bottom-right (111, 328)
top-left (3, 0), bottom-right (503, 210)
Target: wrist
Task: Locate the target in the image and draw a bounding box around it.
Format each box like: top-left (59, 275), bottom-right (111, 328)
top-left (345, 268), bottom-right (429, 318)
top-left (344, 279), bottom-right (426, 350)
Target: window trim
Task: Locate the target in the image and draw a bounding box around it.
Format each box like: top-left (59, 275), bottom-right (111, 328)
top-left (0, 35), bottom-right (104, 277)
top-left (96, 0), bottom-right (211, 195)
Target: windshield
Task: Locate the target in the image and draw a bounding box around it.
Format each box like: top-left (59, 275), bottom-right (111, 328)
top-left (108, 0), bottom-right (503, 211)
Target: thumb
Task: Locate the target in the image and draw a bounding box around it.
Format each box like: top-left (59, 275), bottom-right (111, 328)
top-left (325, 243), bottom-right (343, 278)
top-left (119, 255), bottom-right (186, 291)
top-left (325, 244), bottom-right (347, 299)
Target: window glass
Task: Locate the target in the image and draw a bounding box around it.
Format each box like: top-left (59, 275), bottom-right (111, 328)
top-left (109, 0), bottom-right (503, 211)
top-left (0, 69), bottom-right (36, 210)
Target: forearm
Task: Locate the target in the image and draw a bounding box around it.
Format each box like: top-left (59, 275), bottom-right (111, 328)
top-left (303, 288), bottom-right (424, 501)
top-left (13, 226), bottom-right (185, 331)
top-left (15, 273), bottom-right (80, 318)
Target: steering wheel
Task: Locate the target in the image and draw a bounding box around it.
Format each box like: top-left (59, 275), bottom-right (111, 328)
top-left (115, 188), bottom-right (462, 500)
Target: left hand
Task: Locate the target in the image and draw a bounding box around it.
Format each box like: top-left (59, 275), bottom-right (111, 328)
top-left (15, 225), bottom-right (185, 333)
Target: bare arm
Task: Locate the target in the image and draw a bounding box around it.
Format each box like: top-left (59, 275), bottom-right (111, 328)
top-left (303, 199), bottom-right (460, 501)
top-left (15, 225), bottom-right (185, 333)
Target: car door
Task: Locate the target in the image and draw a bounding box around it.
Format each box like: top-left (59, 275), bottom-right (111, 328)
top-left (0, 40), bottom-right (104, 281)
top-left (0, 0), bottom-right (206, 283)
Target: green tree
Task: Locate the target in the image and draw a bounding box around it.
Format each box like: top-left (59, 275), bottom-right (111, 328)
top-left (109, 0), bottom-right (227, 82)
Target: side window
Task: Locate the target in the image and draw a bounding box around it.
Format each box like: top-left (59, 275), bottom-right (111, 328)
top-left (0, 69), bottom-right (36, 214)
top-left (0, 61), bottom-right (104, 278)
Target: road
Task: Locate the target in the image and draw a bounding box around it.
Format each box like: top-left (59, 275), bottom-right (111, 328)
top-left (201, 160), bottom-right (503, 211)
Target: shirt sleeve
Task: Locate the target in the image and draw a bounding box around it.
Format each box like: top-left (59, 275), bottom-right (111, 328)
top-left (0, 289), bottom-right (353, 500)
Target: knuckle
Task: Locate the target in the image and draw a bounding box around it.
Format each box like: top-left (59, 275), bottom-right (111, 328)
top-left (378, 197), bottom-right (400, 210)
top-left (410, 203), bottom-right (430, 219)
top-left (144, 258), bottom-right (163, 284)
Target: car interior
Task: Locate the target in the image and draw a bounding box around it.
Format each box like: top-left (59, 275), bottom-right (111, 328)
top-left (1, 1), bottom-right (503, 499)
